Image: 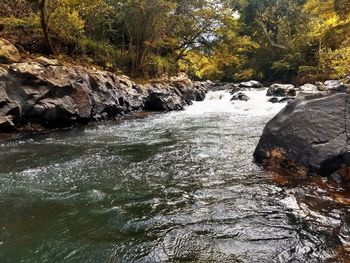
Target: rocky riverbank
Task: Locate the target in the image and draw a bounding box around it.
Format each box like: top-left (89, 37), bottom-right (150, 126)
top-left (0, 56), bottom-right (210, 133)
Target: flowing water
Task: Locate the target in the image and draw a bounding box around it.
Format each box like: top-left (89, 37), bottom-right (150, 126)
top-left (0, 90), bottom-right (350, 262)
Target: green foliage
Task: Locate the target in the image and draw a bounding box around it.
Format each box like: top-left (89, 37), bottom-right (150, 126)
top-left (1, 14), bottom-right (40, 29)
top-left (50, 6), bottom-right (84, 41)
top-left (2, 0), bottom-right (350, 81)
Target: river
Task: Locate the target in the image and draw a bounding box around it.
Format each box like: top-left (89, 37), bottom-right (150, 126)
top-left (0, 90), bottom-right (349, 262)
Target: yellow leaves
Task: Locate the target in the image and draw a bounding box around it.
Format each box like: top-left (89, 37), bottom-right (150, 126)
top-left (318, 47), bottom-right (350, 79)
top-left (324, 16), bottom-right (339, 27)
top-left (303, 0), bottom-right (335, 20)
top-left (178, 52), bottom-right (211, 79)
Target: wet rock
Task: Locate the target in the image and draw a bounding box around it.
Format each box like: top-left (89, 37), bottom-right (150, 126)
top-left (268, 97), bottom-right (295, 104)
top-left (267, 84), bottom-right (296, 97)
top-left (226, 84), bottom-right (240, 94)
top-left (254, 90), bottom-right (350, 178)
top-left (279, 97), bottom-right (295, 104)
top-left (268, 97), bottom-right (279, 103)
top-left (239, 80), bottom-right (263, 89)
top-left (231, 92), bottom-right (249, 101)
top-left (0, 38), bottom-right (21, 63)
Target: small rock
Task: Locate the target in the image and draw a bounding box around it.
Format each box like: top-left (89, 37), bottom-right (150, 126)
top-left (231, 92), bottom-right (249, 101)
top-left (268, 97), bottom-right (279, 103)
top-left (268, 97), bottom-right (295, 104)
top-left (239, 80), bottom-right (263, 89)
top-left (267, 84), bottom-right (296, 97)
top-left (299, 83), bottom-right (319, 93)
top-left (279, 97), bottom-right (295, 104)
top-left (316, 82), bottom-right (326, 91)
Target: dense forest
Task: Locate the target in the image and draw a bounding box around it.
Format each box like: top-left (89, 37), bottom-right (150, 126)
top-left (1, 0), bottom-right (350, 83)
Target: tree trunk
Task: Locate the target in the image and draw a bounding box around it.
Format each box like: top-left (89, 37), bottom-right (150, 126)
top-left (39, 0), bottom-right (54, 54)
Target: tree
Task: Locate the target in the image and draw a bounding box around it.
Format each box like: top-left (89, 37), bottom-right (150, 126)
top-left (39, 0), bottom-right (54, 53)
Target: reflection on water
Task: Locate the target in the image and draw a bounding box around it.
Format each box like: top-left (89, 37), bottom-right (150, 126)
top-left (0, 90), bottom-right (349, 262)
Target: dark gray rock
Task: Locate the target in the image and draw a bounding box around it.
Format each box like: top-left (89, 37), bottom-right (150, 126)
top-left (231, 92), bottom-right (249, 101)
top-left (267, 84), bottom-right (296, 97)
top-left (268, 97), bottom-right (295, 104)
top-left (0, 59), bottom-right (208, 132)
top-left (144, 92), bottom-right (185, 111)
top-left (278, 97), bottom-right (295, 104)
top-left (254, 90), bottom-right (350, 177)
top-left (268, 97), bottom-right (279, 103)
top-left (227, 84), bottom-right (241, 94)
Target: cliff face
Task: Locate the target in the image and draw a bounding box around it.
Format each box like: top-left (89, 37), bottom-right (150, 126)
top-left (0, 57), bottom-right (209, 132)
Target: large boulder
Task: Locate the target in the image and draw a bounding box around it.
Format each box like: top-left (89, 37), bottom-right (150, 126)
top-left (144, 92), bottom-right (185, 111)
top-left (0, 38), bottom-right (21, 63)
top-left (254, 90), bottom-right (350, 178)
top-left (266, 84), bottom-right (296, 97)
top-left (239, 80), bottom-right (263, 89)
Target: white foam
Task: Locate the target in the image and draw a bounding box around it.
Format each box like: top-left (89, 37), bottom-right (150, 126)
top-left (184, 89), bottom-right (287, 116)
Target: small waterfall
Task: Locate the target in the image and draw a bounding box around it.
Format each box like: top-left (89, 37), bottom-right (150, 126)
top-left (185, 89), bottom-right (287, 116)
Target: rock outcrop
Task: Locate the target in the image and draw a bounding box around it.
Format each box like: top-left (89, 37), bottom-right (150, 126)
top-left (0, 59), bottom-right (208, 132)
top-left (254, 89), bottom-right (350, 178)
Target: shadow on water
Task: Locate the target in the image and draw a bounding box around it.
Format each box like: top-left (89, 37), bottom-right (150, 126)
top-left (0, 90), bottom-right (349, 262)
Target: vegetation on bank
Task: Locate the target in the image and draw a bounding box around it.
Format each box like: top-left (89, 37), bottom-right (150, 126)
top-left (1, 0), bottom-right (350, 83)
